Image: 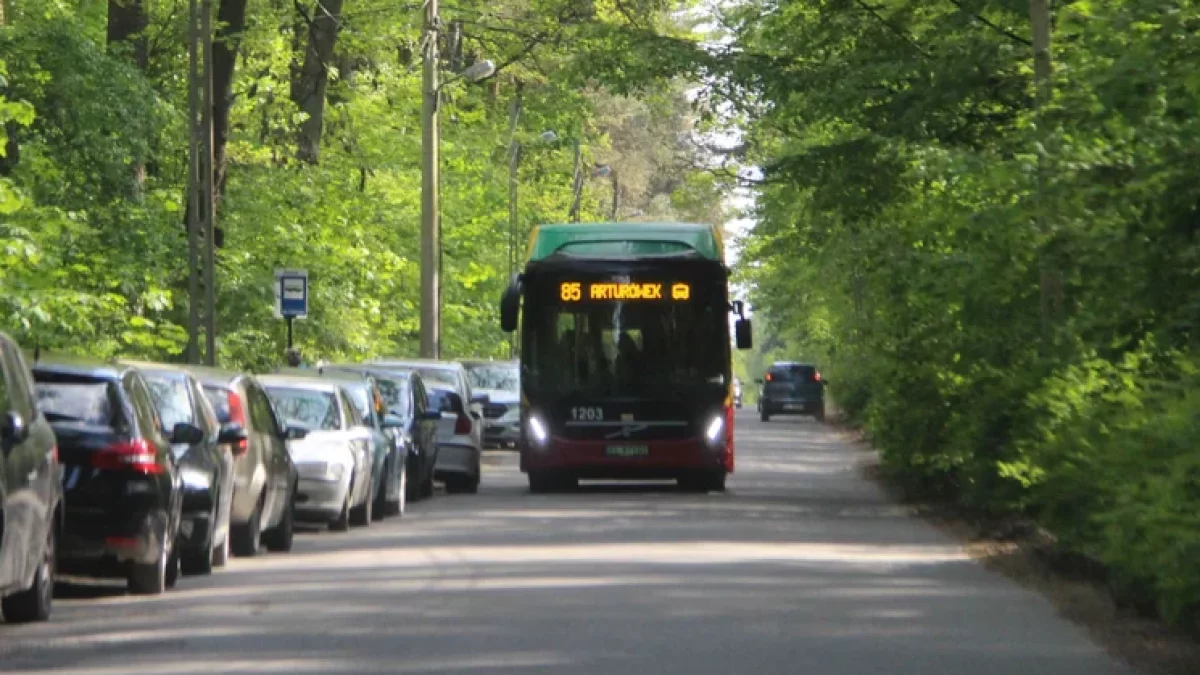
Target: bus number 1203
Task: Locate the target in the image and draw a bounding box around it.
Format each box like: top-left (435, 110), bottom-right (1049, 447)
top-left (570, 407), bottom-right (604, 421)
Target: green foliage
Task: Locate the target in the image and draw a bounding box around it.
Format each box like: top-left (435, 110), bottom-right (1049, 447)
top-left (0, 0), bottom-right (725, 368)
top-left (729, 0), bottom-right (1200, 626)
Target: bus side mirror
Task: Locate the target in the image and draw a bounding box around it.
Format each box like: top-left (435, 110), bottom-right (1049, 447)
top-left (735, 319), bottom-right (753, 350)
top-left (500, 279), bottom-right (521, 333)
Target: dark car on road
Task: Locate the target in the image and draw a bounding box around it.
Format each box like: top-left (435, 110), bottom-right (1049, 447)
top-left (124, 362), bottom-right (236, 576)
top-left (0, 333), bottom-right (62, 623)
top-left (190, 367), bottom-right (300, 558)
top-left (756, 362), bottom-right (826, 422)
top-left (320, 365), bottom-right (441, 502)
top-left (31, 357), bottom-right (183, 595)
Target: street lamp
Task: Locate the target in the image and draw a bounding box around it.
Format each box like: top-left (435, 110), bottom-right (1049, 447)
top-left (419, 0), bottom-right (494, 359)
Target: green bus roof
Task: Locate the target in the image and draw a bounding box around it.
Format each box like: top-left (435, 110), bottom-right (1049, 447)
top-left (525, 222), bottom-right (725, 263)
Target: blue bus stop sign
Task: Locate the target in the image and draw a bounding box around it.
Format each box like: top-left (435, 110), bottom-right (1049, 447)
top-left (274, 268), bottom-right (308, 318)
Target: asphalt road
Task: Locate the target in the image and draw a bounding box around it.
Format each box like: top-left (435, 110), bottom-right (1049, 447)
top-left (0, 410), bottom-right (1138, 674)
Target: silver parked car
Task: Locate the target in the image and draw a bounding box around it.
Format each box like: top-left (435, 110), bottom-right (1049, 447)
top-left (190, 367), bottom-right (301, 558)
top-left (370, 359), bottom-right (483, 494)
top-left (259, 376), bottom-right (375, 530)
top-left (461, 359), bottom-right (519, 449)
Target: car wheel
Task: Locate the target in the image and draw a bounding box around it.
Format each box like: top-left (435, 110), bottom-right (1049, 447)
top-left (421, 471), bottom-right (435, 499)
top-left (263, 489), bottom-right (295, 553)
top-left (211, 527), bottom-right (230, 568)
top-left (815, 407), bottom-right (826, 423)
top-left (165, 544), bottom-right (180, 589)
top-left (405, 456), bottom-right (423, 502)
top-left (372, 460), bottom-right (390, 522)
top-left (231, 492), bottom-right (264, 557)
top-left (528, 471), bottom-right (553, 494)
top-left (128, 542), bottom-right (168, 595)
top-left (2, 522), bottom-right (55, 622)
top-left (388, 461), bottom-right (407, 517)
top-left (182, 501), bottom-right (217, 576)
top-left (446, 473), bottom-right (479, 495)
top-left (350, 487), bottom-right (373, 526)
top-left (760, 409), bottom-right (770, 422)
top-left (330, 491), bottom-right (351, 532)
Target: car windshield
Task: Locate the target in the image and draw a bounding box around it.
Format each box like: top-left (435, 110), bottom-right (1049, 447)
top-left (342, 384), bottom-right (373, 421)
top-left (768, 364), bottom-right (817, 382)
top-left (466, 365), bottom-right (518, 393)
top-left (264, 386), bottom-right (341, 431)
top-left (373, 377), bottom-right (408, 413)
top-left (524, 295), bottom-right (728, 398)
top-left (35, 380), bottom-right (117, 427)
top-left (143, 374), bottom-right (194, 432)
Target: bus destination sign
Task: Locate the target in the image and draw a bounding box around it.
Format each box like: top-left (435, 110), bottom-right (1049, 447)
top-left (560, 281), bottom-right (691, 302)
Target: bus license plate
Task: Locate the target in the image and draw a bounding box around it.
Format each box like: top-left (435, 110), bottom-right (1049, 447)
top-left (605, 445), bottom-right (649, 458)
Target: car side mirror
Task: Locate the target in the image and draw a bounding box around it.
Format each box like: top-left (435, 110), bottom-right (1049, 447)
top-left (382, 414), bottom-right (404, 429)
top-left (0, 411), bottom-right (28, 447)
top-left (171, 422), bottom-right (205, 445)
top-left (419, 409), bottom-right (442, 421)
top-left (283, 425), bottom-right (309, 441)
top-left (500, 277), bottom-right (521, 333)
top-left (217, 423), bottom-right (248, 445)
top-left (735, 318), bottom-right (753, 350)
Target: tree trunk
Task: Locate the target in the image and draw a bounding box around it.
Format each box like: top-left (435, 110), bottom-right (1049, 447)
top-left (107, 0), bottom-right (149, 69)
top-left (211, 0), bottom-right (248, 202)
top-left (291, 0), bottom-right (345, 165)
top-left (108, 0), bottom-right (149, 199)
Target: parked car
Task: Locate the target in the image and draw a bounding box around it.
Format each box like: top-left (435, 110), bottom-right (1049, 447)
top-left (306, 368), bottom-right (405, 519)
top-left (370, 359), bottom-right (483, 494)
top-left (188, 367), bottom-right (300, 558)
top-left (732, 378), bottom-right (743, 409)
top-left (461, 359), bottom-right (520, 449)
top-left (260, 376), bottom-right (373, 530)
top-left (122, 362), bottom-right (234, 576)
top-left (756, 362), bottom-right (825, 422)
top-left (0, 333), bottom-right (61, 623)
top-left (320, 365), bottom-right (440, 502)
top-left (31, 357), bottom-right (183, 595)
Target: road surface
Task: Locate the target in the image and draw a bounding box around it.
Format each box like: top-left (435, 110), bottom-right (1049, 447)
top-left (0, 411), bottom-right (1137, 674)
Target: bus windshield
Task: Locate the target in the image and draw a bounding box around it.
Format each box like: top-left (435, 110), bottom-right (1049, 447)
top-left (524, 297), bottom-right (727, 399)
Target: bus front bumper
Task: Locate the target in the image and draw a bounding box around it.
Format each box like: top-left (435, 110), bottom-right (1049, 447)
top-left (521, 437), bottom-right (730, 478)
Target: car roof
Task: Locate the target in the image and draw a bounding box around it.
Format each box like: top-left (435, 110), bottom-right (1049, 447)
top-left (118, 360), bottom-right (199, 381)
top-left (459, 359), bottom-right (517, 368)
top-left (181, 364), bottom-right (246, 387)
top-left (321, 364), bottom-right (413, 382)
top-left (371, 358), bottom-right (463, 371)
top-left (31, 354), bottom-right (130, 380)
top-left (257, 373), bottom-right (343, 393)
top-left (770, 362), bottom-right (816, 368)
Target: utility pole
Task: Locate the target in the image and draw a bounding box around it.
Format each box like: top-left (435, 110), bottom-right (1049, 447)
top-left (186, 0), bottom-right (217, 365)
top-left (419, 0), bottom-right (441, 359)
top-left (186, 0), bottom-right (201, 365)
top-left (506, 93), bottom-right (521, 360)
top-left (200, 0), bottom-right (216, 366)
top-left (568, 139), bottom-right (583, 223)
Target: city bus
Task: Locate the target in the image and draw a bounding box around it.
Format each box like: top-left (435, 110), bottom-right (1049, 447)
top-left (499, 222), bottom-right (753, 493)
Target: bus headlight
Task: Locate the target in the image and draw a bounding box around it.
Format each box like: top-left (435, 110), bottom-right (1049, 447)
top-left (704, 414), bottom-right (726, 447)
top-left (527, 414), bottom-right (549, 448)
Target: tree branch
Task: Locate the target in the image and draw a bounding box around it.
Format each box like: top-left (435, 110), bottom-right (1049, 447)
top-left (946, 0), bottom-right (1032, 47)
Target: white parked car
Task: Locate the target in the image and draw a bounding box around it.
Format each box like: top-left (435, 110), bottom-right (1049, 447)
top-left (259, 375), bottom-right (375, 530)
top-left (370, 359), bottom-right (483, 494)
